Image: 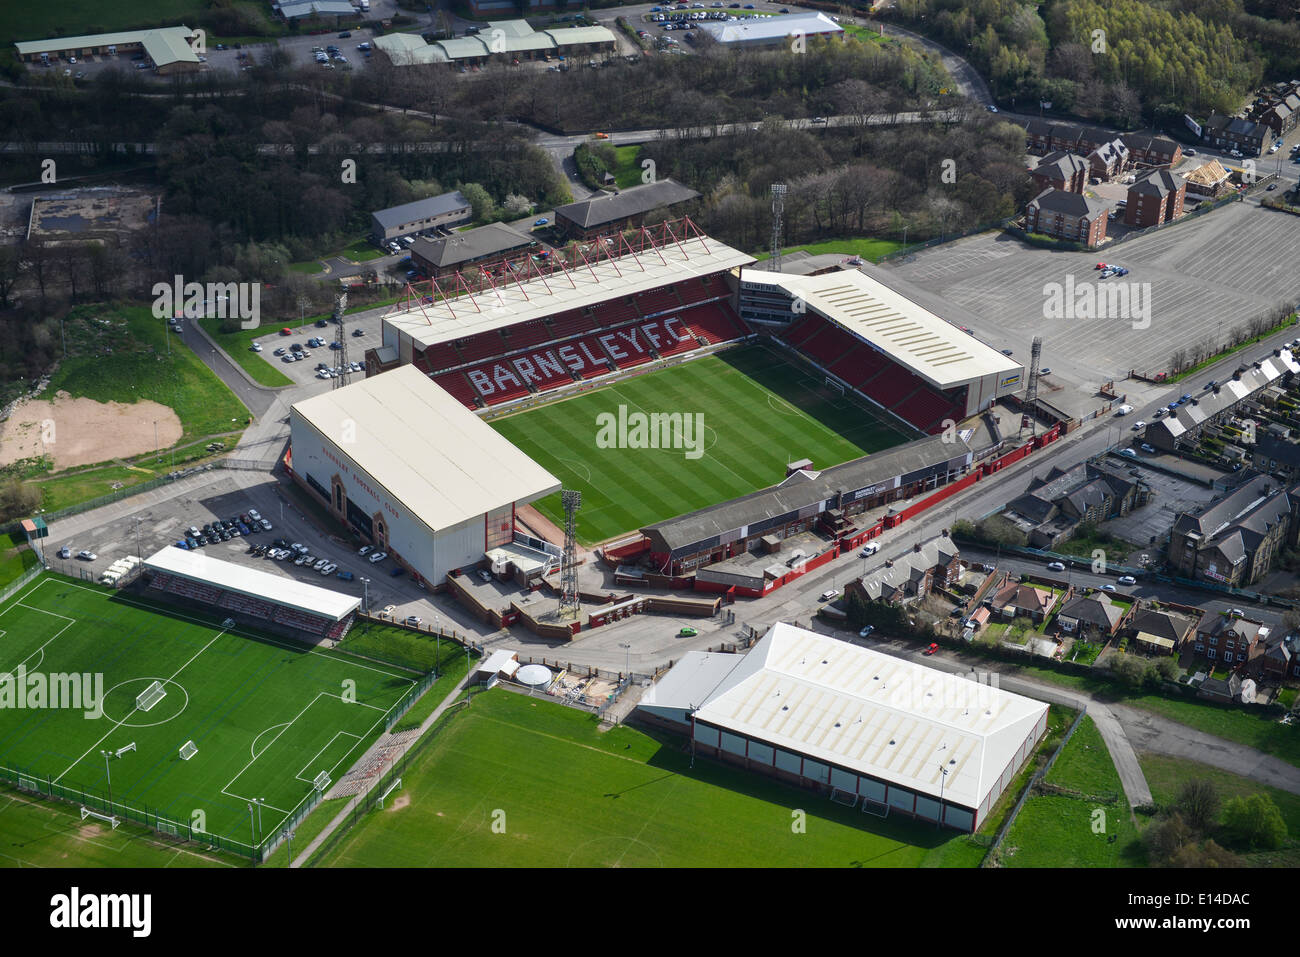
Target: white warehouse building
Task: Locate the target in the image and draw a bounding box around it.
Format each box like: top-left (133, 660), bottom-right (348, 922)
top-left (288, 365), bottom-right (560, 589)
top-left (638, 622), bottom-right (1049, 831)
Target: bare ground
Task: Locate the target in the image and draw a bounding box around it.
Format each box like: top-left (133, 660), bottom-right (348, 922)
top-left (0, 391), bottom-right (182, 470)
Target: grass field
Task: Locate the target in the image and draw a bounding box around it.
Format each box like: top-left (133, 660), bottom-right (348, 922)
top-left (490, 345), bottom-right (912, 542)
top-left (197, 317), bottom-right (294, 388)
top-left (0, 575), bottom-right (417, 857)
top-left (1002, 715), bottom-right (1143, 867)
top-left (752, 237), bottom-right (903, 264)
top-left (0, 0), bottom-right (276, 44)
top-left (311, 690), bottom-right (987, 867)
top-left (52, 305), bottom-right (250, 441)
top-left (0, 532), bottom-right (39, 588)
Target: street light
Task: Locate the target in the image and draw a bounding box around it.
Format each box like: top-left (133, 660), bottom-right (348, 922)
top-left (619, 642), bottom-right (631, 679)
top-left (100, 749), bottom-right (116, 809)
top-left (361, 577), bottom-right (370, 614)
top-left (938, 763), bottom-right (950, 828)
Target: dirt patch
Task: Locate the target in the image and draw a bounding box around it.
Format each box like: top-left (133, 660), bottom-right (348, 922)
top-left (79, 824), bottom-right (102, 840)
top-left (0, 391), bottom-right (182, 470)
top-left (385, 794), bottom-right (411, 812)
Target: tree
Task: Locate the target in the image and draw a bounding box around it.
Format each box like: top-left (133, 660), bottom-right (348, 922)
top-left (1175, 779), bottom-right (1221, 831)
top-left (1221, 794), bottom-right (1287, 849)
top-left (1144, 812), bottom-right (1192, 865)
top-left (1153, 656), bottom-right (1181, 681)
top-left (1111, 653), bottom-right (1150, 687)
top-left (458, 182), bottom-right (497, 222)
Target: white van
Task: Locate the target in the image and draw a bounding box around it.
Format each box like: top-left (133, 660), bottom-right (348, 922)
top-left (859, 543), bottom-right (879, 557)
top-left (1115, 404), bottom-right (1133, 416)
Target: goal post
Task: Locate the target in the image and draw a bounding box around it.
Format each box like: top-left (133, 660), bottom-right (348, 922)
top-left (824, 376), bottom-right (846, 396)
top-left (313, 771), bottom-right (331, 792)
top-left (179, 740), bottom-right (198, 761)
top-left (829, 787), bottom-right (858, 808)
top-left (137, 680), bottom-right (166, 713)
top-left (861, 798), bottom-right (891, 819)
top-left (81, 806), bottom-right (120, 829)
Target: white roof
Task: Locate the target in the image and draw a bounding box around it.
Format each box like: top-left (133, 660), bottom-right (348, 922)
top-left (373, 33), bottom-right (450, 64)
top-left (387, 233), bottom-right (752, 350)
top-left (291, 365), bottom-right (559, 533)
top-left (475, 649), bottom-right (521, 679)
top-left (690, 623), bottom-right (1048, 810)
top-left (699, 11), bottom-right (842, 43)
top-left (640, 651), bottom-right (743, 712)
top-left (143, 546), bottom-right (360, 621)
top-left (742, 268), bottom-right (1023, 390)
top-left (543, 25), bottom-right (617, 47)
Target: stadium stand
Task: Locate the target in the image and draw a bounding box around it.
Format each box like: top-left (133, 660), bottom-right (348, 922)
top-left (546, 309), bottom-right (601, 338)
top-left (591, 298), bottom-right (641, 326)
top-left (678, 304), bottom-right (749, 344)
top-left (501, 320), bottom-right (552, 348)
top-left (424, 341), bottom-right (463, 373)
top-left (512, 349), bottom-right (576, 391)
top-left (634, 286), bottom-right (683, 316)
top-left (433, 370), bottom-right (483, 408)
top-left (454, 331), bottom-right (510, 363)
top-left (676, 277), bottom-right (722, 306)
top-left (147, 570), bottom-right (353, 640)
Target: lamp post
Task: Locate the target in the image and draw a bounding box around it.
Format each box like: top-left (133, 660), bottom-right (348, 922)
top-left (938, 763), bottom-right (949, 828)
top-left (101, 749), bottom-right (115, 809)
top-left (252, 796), bottom-right (266, 833)
top-left (619, 642), bottom-right (631, 680)
top-left (247, 802), bottom-right (255, 845)
top-left (361, 577), bottom-right (370, 614)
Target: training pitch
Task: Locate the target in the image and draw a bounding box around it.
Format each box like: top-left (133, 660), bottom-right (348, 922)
top-left (0, 575), bottom-right (417, 855)
top-left (491, 344), bottom-right (913, 543)
top-left (313, 690), bottom-right (982, 868)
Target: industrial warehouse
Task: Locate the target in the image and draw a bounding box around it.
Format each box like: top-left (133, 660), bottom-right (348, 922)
top-left (637, 623), bottom-right (1050, 831)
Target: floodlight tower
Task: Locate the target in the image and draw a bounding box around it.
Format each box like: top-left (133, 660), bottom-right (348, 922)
top-left (769, 183), bottom-right (787, 273)
top-left (558, 489), bottom-right (582, 620)
top-left (1020, 335), bottom-right (1042, 437)
top-left (333, 292), bottom-right (350, 389)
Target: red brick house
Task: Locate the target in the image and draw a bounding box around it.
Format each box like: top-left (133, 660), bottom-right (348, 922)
top-left (1125, 168), bottom-right (1185, 227)
top-left (1029, 150), bottom-right (1089, 194)
top-left (1025, 189), bottom-right (1109, 248)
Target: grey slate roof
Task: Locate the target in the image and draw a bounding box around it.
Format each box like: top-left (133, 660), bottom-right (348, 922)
top-left (372, 191), bottom-right (470, 230)
top-left (554, 179), bottom-right (699, 230)
top-left (1058, 592), bottom-right (1123, 630)
top-left (1027, 187), bottom-right (1108, 218)
top-left (411, 222), bottom-right (531, 268)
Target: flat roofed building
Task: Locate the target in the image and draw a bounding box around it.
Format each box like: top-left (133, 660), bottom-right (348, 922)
top-left (644, 623), bottom-right (1049, 831)
top-left (697, 11), bottom-right (843, 46)
top-left (288, 365), bottom-right (560, 587)
top-left (542, 25), bottom-right (617, 53)
top-left (373, 33), bottom-right (450, 66)
top-left (143, 546), bottom-right (360, 622)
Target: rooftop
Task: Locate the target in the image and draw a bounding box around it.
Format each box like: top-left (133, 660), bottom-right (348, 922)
top-left (372, 191), bottom-right (470, 229)
top-left (290, 365), bottom-right (560, 533)
top-left (554, 179), bottom-right (700, 230)
top-left (689, 623), bottom-right (1049, 810)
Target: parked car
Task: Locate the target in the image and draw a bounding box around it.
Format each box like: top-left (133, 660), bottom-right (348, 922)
top-left (923, 643), bottom-right (938, 655)
top-left (1119, 448), bottom-right (1138, 458)
top-left (337, 570), bottom-right (354, 581)
top-left (358, 545), bottom-right (372, 556)
top-left (1141, 443), bottom-right (1156, 453)
top-left (859, 625), bottom-right (874, 637)
top-left (260, 519), bottom-right (272, 531)
top-left (1047, 561), bottom-right (1066, 571)
top-left (1133, 421), bottom-right (1146, 430)
top-left (820, 589), bottom-right (838, 601)
top-left (321, 563), bottom-right (337, 576)
top-left (390, 566), bottom-right (405, 577)
top-left (985, 104), bottom-right (999, 113)
top-left (1100, 584), bottom-right (1117, 592)
top-left (1117, 575), bottom-right (1137, 585)
top-left (859, 543), bottom-right (879, 557)
top-left (533, 218), bottom-right (549, 226)
top-left (77, 550), bottom-right (97, 561)
top-left (58, 546), bottom-right (72, 559)
top-left (678, 626), bottom-right (698, 637)
top-left (368, 551), bottom-right (388, 563)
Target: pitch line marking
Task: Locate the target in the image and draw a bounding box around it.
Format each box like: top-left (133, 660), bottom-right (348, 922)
top-left (294, 731), bottom-right (363, 784)
top-left (42, 579), bottom-right (416, 685)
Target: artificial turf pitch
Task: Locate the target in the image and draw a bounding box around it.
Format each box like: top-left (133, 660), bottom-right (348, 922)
top-left (491, 344), bottom-right (913, 543)
top-left (312, 690), bottom-right (981, 868)
top-left (0, 576), bottom-right (416, 855)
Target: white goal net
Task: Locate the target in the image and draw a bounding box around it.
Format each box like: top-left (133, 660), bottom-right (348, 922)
top-left (179, 740), bottom-right (198, 761)
top-left (861, 798), bottom-right (891, 818)
top-left (136, 681), bottom-right (166, 713)
top-left (313, 771), bottom-right (331, 792)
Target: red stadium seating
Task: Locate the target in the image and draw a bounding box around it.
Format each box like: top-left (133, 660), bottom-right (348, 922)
top-left (634, 287), bottom-right (682, 317)
top-left (546, 309), bottom-right (600, 339)
top-left (591, 299), bottom-right (640, 326)
top-left (779, 314), bottom-right (824, 350)
top-left (511, 349), bottom-right (574, 392)
top-left (502, 320), bottom-right (552, 349)
top-left (422, 341), bottom-right (462, 373)
top-left (896, 388), bottom-right (964, 434)
top-left (679, 304), bottom-right (748, 344)
top-left (799, 324), bottom-right (850, 368)
top-left (454, 330), bottom-right (510, 363)
top-left (433, 371), bottom-right (482, 409)
top-left (676, 277), bottom-right (720, 306)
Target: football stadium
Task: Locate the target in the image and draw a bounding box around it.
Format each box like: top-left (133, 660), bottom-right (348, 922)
top-left (344, 218), bottom-right (1028, 568)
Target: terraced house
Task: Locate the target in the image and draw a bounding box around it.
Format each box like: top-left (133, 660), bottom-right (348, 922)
top-left (1168, 473), bottom-right (1300, 587)
top-left (1189, 611), bottom-right (1269, 669)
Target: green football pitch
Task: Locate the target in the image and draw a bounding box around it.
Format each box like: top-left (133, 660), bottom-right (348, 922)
top-left (491, 344), bottom-right (913, 543)
top-left (312, 690), bottom-right (984, 868)
top-left (0, 576), bottom-right (417, 857)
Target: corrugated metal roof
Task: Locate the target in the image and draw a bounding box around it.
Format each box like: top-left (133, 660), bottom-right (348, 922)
top-left (372, 191), bottom-right (470, 230)
top-left (144, 546), bottom-right (360, 621)
top-left (290, 365), bottom-right (559, 533)
top-left (691, 624), bottom-right (1048, 809)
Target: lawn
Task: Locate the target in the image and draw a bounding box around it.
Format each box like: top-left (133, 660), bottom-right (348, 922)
top-left (310, 689), bottom-right (985, 867)
top-left (197, 317), bottom-right (294, 387)
top-left (612, 145), bottom-right (644, 189)
top-left (752, 237), bottom-right (902, 264)
top-left (27, 463), bottom-right (163, 514)
top-left (0, 575), bottom-right (418, 859)
top-left (51, 305), bottom-right (250, 441)
top-left (1, 0), bottom-right (279, 45)
top-left (0, 788), bottom-right (243, 868)
top-left (339, 618), bottom-right (471, 675)
top-left (1003, 715), bottom-right (1141, 866)
top-left (490, 344), bottom-right (911, 543)
top-left (0, 532), bottom-right (38, 587)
